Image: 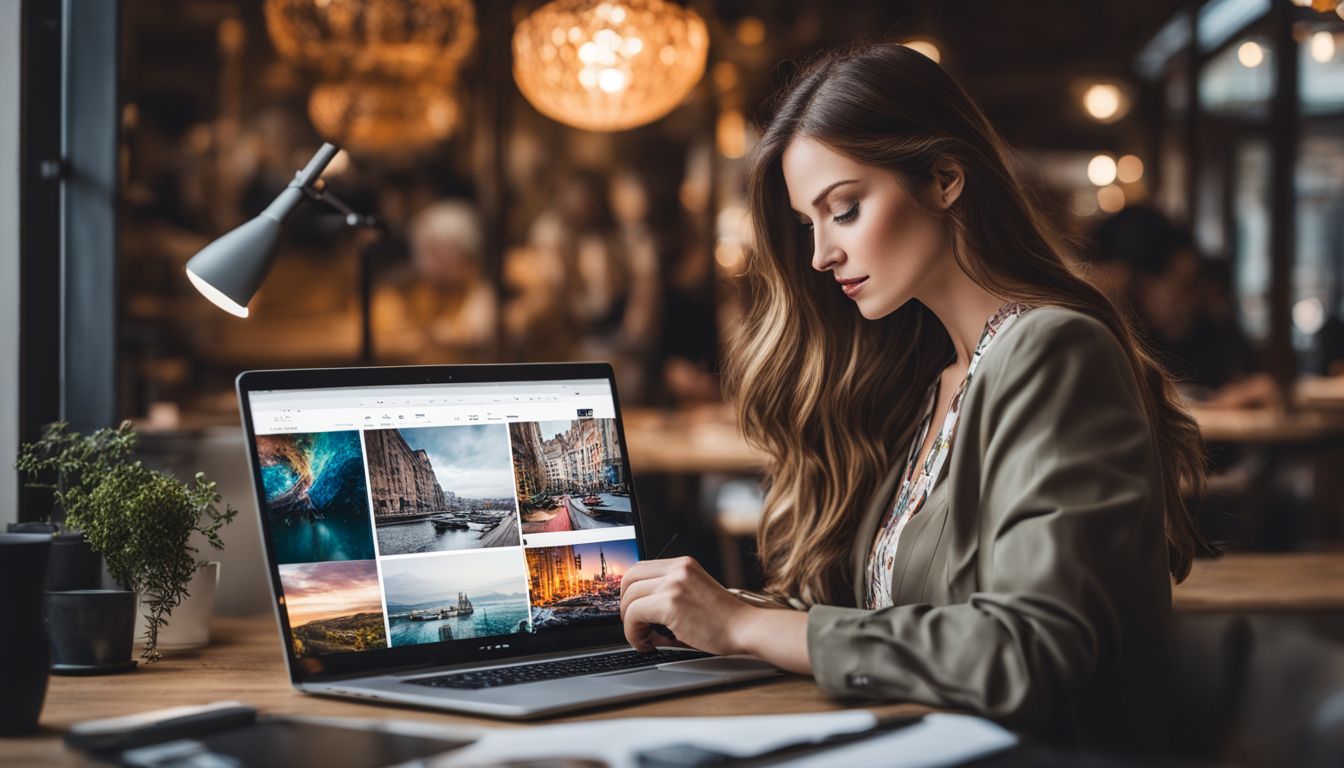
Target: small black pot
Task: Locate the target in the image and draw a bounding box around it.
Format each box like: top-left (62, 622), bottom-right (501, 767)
top-left (7, 522), bottom-right (103, 591)
top-left (45, 590), bottom-right (138, 676)
top-left (0, 533), bottom-right (52, 736)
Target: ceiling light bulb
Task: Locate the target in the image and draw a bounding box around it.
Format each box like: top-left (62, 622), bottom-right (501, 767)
top-left (1310, 31), bottom-right (1335, 63)
top-left (1097, 184), bottom-right (1126, 213)
top-left (1117, 155), bottom-right (1144, 184)
top-left (1238, 41), bottom-right (1264, 68)
top-left (1083, 83), bottom-right (1121, 121)
top-left (1088, 154), bottom-right (1118, 186)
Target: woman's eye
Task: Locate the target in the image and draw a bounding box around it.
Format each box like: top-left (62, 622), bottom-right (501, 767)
top-left (834, 203), bottom-right (859, 224)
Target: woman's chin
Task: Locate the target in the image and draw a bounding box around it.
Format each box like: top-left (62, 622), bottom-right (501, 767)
top-left (854, 295), bottom-right (903, 321)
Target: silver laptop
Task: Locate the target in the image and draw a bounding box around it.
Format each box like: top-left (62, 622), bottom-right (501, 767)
top-left (236, 362), bottom-right (780, 719)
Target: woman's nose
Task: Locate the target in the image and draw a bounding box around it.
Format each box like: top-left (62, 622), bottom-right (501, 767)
top-left (811, 235), bottom-right (842, 273)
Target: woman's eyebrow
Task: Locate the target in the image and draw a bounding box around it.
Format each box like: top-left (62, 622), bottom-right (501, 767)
top-left (811, 178), bottom-right (859, 208)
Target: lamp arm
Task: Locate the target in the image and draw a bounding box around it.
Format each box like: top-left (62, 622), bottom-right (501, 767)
top-left (304, 185), bottom-right (382, 230)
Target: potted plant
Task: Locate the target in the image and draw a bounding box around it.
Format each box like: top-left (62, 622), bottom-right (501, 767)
top-left (16, 422), bottom-right (236, 664)
top-left (11, 423), bottom-right (128, 592)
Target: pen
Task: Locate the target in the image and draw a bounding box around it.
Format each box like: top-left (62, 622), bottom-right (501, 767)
top-left (653, 532), bottom-right (679, 560)
top-left (646, 533), bottom-right (680, 646)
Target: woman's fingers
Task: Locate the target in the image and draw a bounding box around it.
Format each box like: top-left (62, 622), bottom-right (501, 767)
top-left (619, 575), bottom-right (666, 621)
top-left (620, 557), bottom-right (690, 599)
top-left (622, 592), bottom-right (670, 652)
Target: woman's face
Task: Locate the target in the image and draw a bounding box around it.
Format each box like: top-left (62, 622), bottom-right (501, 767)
top-left (781, 136), bottom-right (953, 320)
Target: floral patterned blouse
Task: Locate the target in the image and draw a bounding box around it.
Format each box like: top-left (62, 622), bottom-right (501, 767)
top-left (865, 303), bottom-right (1034, 609)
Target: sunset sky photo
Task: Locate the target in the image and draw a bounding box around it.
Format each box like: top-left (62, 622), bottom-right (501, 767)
top-left (569, 539), bottom-right (638, 580)
top-left (279, 560), bottom-right (384, 628)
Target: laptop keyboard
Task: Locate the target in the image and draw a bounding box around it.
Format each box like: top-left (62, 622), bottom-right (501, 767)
top-left (405, 649), bottom-right (713, 690)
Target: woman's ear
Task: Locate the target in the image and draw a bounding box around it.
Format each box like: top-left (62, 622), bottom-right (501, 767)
top-left (933, 158), bottom-right (965, 210)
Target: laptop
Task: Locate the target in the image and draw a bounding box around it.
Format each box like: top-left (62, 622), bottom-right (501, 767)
top-left (236, 362), bottom-right (780, 719)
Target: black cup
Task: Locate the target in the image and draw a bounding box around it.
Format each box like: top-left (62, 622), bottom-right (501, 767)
top-left (46, 590), bottom-right (138, 675)
top-left (6, 523), bottom-right (103, 591)
top-left (0, 533), bottom-right (52, 736)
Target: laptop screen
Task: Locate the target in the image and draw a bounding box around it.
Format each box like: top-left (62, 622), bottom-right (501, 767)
top-left (244, 376), bottom-right (639, 668)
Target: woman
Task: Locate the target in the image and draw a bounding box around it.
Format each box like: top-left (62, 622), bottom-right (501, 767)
top-left (618, 42), bottom-right (1209, 751)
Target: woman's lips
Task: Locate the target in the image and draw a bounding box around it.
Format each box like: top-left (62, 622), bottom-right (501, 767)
top-left (837, 276), bottom-right (868, 298)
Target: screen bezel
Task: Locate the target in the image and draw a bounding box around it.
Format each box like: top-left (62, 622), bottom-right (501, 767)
top-left (236, 362), bottom-right (647, 684)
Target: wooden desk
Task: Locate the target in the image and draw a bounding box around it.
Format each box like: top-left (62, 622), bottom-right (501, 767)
top-left (2, 615), bottom-right (927, 766)
top-left (1172, 552), bottom-right (1344, 613)
top-left (623, 406), bottom-right (767, 475)
top-left (1187, 406), bottom-right (1344, 445)
top-left (623, 406), bottom-right (1344, 476)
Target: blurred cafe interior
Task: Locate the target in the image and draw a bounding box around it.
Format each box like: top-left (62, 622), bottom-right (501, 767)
top-left (4, 0), bottom-right (1344, 763)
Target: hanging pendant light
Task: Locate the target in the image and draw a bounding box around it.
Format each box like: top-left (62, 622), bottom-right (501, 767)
top-left (265, 0), bottom-right (476, 152)
top-left (307, 77), bottom-right (461, 154)
top-left (265, 0), bottom-right (477, 80)
top-left (512, 0), bottom-right (709, 132)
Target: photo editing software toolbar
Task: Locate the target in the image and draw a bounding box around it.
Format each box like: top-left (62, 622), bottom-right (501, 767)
top-left (247, 380), bottom-right (638, 660)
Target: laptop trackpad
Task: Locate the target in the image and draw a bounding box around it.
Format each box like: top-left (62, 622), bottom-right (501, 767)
top-left (600, 669), bottom-right (717, 690)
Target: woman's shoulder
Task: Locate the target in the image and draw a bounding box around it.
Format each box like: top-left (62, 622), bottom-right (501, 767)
top-left (978, 305), bottom-right (1139, 400)
top-left (1011, 305), bottom-right (1114, 341)
top-left (990, 306), bottom-right (1126, 367)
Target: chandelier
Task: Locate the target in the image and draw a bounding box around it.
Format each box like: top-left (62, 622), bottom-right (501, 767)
top-left (307, 78), bottom-right (460, 154)
top-left (265, 0), bottom-right (476, 152)
top-left (512, 0), bottom-right (709, 132)
top-left (265, 0), bottom-right (477, 80)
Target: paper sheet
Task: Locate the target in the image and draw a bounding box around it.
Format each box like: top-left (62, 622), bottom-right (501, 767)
top-left (428, 711), bottom-right (1016, 768)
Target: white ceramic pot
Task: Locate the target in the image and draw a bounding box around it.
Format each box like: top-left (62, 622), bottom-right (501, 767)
top-left (137, 561), bottom-right (220, 651)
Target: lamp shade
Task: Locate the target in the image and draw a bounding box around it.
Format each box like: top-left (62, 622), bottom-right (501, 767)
top-left (184, 214), bottom-right (285, 319)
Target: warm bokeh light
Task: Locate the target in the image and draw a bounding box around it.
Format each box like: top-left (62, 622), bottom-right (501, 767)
top-left (904, 39), bottom-right (942, 64)
top-left (715, 243), bottom-right (745, 272)
top-left (716, 109), bottom-right (747, 158)
top-left (1310, 31), bottom-right (1336, 63)
top-left (1238, 41), bottom-right (1264, 68)
top-left (1088, 154), bottom-right (1118, 186)
top-left (1071, 190), bottom-right (1099, 218)
top-left (1117, 154), bottom-right (1144, 184)
top-left (1083, 83), bottom-right (1122, 121)
top-left (736, 17), bottom-right (766, 46)
top-left (1097, 184), bottom-right (1125, 213)
top-left (1294, 297), bottom-right (1326, 335)
top-left (512, 0), bottom-right (709, 132)
top-left (712, 60), bottom-right (739, 92)
top-left (324, 149), bottom-right (351, 176)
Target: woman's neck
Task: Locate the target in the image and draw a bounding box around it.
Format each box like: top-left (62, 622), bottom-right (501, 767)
top-left (917, 259), bottom-right (1011, 367)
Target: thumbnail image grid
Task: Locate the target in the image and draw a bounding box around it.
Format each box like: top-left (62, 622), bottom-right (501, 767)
top-left (257, 430), bottom-right (377, 565)
top-left (365, 424), bottom-right (521, 556)
top-left (510, 419), bottom-right (632, 535)
top-left (278, 560), bottom-right (388, 658)
top-left (525, 538), bottom-right (638, 630)
top-left (381, 549), bottom-right (532, 647)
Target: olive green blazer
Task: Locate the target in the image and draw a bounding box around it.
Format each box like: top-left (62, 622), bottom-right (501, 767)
top-left (806, 307), bottom-right (1173, 752)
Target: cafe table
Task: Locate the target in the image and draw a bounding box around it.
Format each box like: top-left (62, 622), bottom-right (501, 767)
top-left (1, 614), bottom-right (930, 766)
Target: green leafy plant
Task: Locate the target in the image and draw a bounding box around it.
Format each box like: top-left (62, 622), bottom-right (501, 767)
top-left (16, 421), bottom-right (236, 661)
top-left (14, 421), bottom-right (138, 525)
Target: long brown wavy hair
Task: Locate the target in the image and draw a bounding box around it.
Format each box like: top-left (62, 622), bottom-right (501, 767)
top-left (724, 41), bottom-right (1209, 606)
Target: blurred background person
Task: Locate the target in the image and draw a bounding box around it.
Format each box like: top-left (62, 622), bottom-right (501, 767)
top-left (372, 200), bottom-right (496, 364)
top-left (1088, 206), bottom-right (1279, 409)
top-left (513, 169), bottom-right (662, 400)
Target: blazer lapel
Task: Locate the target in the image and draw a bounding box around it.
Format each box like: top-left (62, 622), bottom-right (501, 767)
top-left (850, 461), bottom-right (907, 606)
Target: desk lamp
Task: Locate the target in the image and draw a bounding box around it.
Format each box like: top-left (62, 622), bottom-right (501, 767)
top-left (185, 142), bottom-right (378, 319)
